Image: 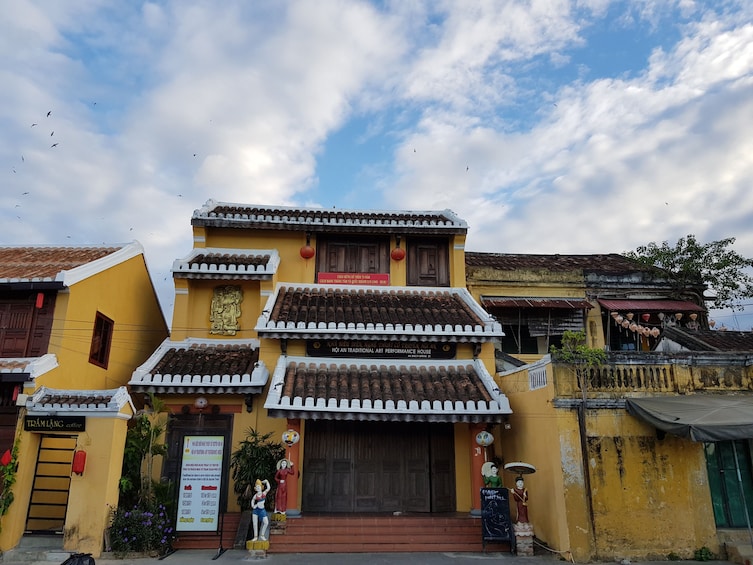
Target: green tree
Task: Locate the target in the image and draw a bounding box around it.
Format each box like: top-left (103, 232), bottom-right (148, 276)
top-left (624, 234), bottom-right (753, 311)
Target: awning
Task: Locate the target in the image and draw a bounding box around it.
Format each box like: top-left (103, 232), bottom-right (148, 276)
top-left (625, 395), bottom-right (753, 441)
top-left (598, 299), bottom-right (705, 312)
top-left (481, 297), bottom-right (592, 309)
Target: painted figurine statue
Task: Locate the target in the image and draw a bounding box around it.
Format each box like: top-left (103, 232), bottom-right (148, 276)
top-left (481, 461), bottom-right (503, 487)
top-left (512, 476), bottom-right (529, 523)
top-left (274, 458), bottom-right (295, 514)
top-left (248, 479), bottom-right (271, 541)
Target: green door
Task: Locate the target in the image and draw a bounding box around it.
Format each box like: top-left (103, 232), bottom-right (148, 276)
top-left (704, 440), bottom-right (753, 527)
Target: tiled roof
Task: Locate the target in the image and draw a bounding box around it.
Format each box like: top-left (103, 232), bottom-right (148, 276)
top-left (0, 354), bottom-right (58, 380)
top-left (192, 200), bottom-right (468, 235)
top-left (481, 297), bottom-right (593, 309)
top-left (465, 252), bottom-right (664, 275)
top-left (0, 242), bottom-right (143, 286)
top-left (173, 248), bottom-right (280, 279)
top-left (26, 386), bottom-right (134, 417)
top-left (597, 299), bottom-right (706, 313)
top-left (130, 338), bottom-right (269, 394)
top-left (256, 284), bottom-right (503, 342)
top-left (264, 356), bottom-right (511, 423)
top-left (660, 327), bottom-right (753, 352)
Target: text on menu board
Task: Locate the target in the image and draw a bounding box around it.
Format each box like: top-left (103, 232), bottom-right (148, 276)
top-left (176, 436), bottom-right (224, 532)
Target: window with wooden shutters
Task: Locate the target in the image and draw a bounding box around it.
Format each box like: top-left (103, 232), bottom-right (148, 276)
top-left (89, 312), bottom-right (114, 368)
top-left (0, 303), bottom-right (33, 358)
top-left (316, 237), bottom-right (389, 274)
top-left (406, 239), bottom-right (450, 287)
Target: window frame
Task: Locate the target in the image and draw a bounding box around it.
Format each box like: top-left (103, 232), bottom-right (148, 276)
top-left (89, 311), bottom-right (114, 369)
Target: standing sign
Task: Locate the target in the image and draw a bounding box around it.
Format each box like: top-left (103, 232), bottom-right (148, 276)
top-left (176, 436), bottom-right (224, 532)
top-left (480, 487), bottom-right (515, 552)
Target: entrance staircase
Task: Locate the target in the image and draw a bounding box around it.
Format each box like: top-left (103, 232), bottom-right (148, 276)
top-left (718, 529), bottom-right (753, 565)
top-left (171, 512), bottom-right (512, 554)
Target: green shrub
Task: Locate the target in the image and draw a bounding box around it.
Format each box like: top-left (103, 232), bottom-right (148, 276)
top-left (693, 546), bottom-right (716, 561)
top-left (109, 502), bottom-right (174, 554)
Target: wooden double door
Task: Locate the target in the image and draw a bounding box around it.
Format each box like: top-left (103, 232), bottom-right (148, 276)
top-left (302, 420), bottom-right (455, 513)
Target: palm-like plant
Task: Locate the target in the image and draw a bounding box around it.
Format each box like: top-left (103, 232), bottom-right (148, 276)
top-left (229, 429), bottom-right (284, 511)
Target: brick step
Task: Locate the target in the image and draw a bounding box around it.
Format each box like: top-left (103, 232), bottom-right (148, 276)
top-left (267, 516), bottom-right (506, 554)
top-left (172, 513), bottom-right (241, 550)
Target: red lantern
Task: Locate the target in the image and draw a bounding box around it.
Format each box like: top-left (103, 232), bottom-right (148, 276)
top-left (36, 292), bottom-right (44, 309)
top-left (641, 313), bottom-right (651, 322)
top-left (390, 247), bottom-right (406, 261)
top-left (71, 450), bottom-right (87, 475)
top-left (0, 449), bottom-right (11, 467)
top-left (300, 245), bottom-right (315, 259)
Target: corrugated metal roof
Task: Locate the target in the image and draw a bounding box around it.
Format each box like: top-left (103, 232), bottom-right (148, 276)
top-left (597, 299), bottom-right (706, 312)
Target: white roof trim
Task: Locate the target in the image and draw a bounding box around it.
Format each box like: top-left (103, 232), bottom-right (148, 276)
top-left (255, 283), bottom-right (503, 339)
top-left (172, 247), bottom-right (280, 278)
top-left (25, 386), bottom-right (135, 418)
top-left (129, 337), bottom-right (268, 392)
top-left (264, 355), bottom-right (511, 417)
top-left (61, 241), bottom-right (144, 286)
top-left (0, 354), bottom-right (58, 379)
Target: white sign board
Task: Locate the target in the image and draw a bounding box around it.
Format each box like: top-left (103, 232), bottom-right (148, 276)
top-left (176, 435), bottom-right (224, 532)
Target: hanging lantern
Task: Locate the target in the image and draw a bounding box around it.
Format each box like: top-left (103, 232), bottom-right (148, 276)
top-left (71, 450), bottom-right (87, 475)
top-left (282, 429), bottom-right (300, 447)
top-left (641, 313), bottom-right (651, 322)
top-left (626, 313), bottom-right (634, 321)
top-left (629, 322), bottom-right (638, 333)
top-left (475, 430), bottom-right (494, 447)
top-left (709, 319), bottom-right (716, 328)
top-left (300, 233), bottom-right (315, 259)
top-left (0, 449), bottom-right (11, 467)
top-left (615, 315), bottom-right (624, 324)
top-left (391, 235), bottom-right (405, 261)
top-left (621, 320), bottom-right (630, 329)
top-left (689, 313), bottom-right (698, 321)
top-left (675, 313), bottom-right (683, 321)
top-left (610, 312), bottom-right (619, 319)
top-left (650, 327), bottom-right (661, 338)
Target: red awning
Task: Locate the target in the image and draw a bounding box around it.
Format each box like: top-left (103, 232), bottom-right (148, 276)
top-left (481, 297), bottom-right (593, 309)
top-left (597, 299), bottom-right (705, 312)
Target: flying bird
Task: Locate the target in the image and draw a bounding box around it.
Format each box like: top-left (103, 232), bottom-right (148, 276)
top-left (47, 111), bottom-right (51, 117)
top-left (31, 123), bottom-right (37, 127)
top-left (51, 143), bottom-right (58, 148)
top-left (22, 191), bottom-right (29, 195)
top-left (50, 131), bottom-right (54, 136)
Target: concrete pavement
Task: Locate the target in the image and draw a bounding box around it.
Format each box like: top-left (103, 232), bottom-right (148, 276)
top-left (2, 549), bottom-right (738, 565)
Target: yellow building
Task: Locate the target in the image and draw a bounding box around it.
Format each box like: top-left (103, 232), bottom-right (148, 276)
top-left (0, 243), bottom-right (169, 557)
top-left (466, 251), bottom-right (753, 563)
top-left (130, 201), bottom-right (513, 552)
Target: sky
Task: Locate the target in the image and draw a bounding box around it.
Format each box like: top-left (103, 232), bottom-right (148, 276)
top-left (3, 0), bottom-right (753, 329)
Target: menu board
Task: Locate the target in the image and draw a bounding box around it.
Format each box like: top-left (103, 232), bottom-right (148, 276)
top-left (176, 435), bottom-right (224, 532)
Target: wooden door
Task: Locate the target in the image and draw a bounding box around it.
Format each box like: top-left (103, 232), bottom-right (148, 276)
top-left (406, 239), bottom-right (449, 287)
top-left (705, 440), bottom-right (753, 527)
top-left (302, 420), bottom-right (454, 513)
top-left (25, 435), bottom-right (76, 534)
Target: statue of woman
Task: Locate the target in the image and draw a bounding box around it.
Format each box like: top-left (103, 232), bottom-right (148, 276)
top-left (274, 459), bottom-right (295, 514)
top-left (247, 479), bottom-right (270, 541)
top-left (481, 461), bottom-right (503, 487)
top-left (511, 476), bottom-right (529, 523)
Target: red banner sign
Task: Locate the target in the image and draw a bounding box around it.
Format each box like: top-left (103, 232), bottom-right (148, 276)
top-left (317, 272), bottom-right (390, 286)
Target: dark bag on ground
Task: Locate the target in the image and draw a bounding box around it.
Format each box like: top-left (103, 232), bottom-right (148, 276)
top-left (61, 553), bottom-right (95, 565)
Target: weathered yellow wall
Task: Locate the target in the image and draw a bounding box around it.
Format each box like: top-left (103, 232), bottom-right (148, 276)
top-left (64, 414), bottom-right (131, 557)
top-left (496, 364), bottom-right (582, 558)
top-left (586, 412), bottom-right (718, 560)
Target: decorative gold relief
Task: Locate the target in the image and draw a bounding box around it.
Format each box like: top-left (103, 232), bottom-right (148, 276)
top-left (210, 285), bottom-right (242, 335)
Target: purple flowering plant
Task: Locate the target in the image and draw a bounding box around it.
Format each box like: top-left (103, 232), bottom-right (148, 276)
top-left (108, 502), bottom-right (174, 554)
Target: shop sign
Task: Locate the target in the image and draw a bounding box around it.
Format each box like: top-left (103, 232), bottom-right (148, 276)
top-left (307, 339), bottom-right (456, 359)
top-left (176, 436), bottom-right (224, 532)
top-left (316, 272), bottom-right (390, 286)
top-left (24, 415), bottom-right (85, 432)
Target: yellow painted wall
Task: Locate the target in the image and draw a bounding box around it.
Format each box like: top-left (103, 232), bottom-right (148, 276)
top-left (64, 414), bottom-right (132, 556)
top-left (44, 254), bottom-right (168, 390)
top-left (0, 429), bottom-right (41, 550)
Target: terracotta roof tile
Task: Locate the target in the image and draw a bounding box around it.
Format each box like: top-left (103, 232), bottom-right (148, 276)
top-left (256, 284), bottom-right (502, 341)
top-left (465, 252), bottom-right (664, 275)
top-left (130, 338), bottom-right (269, 394)
top-left (0, 245), bottom-right (124, 281)
top-left (192, 200), bottom-right (467, 235)
top-left (264, 357), bottom-right (511, 423)
top-left (172, 248), bottom-right (280, 279)
top-left (26, 386), bottom-right (133, 415)
top-left (661, 327), bottom-right (753, 352)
